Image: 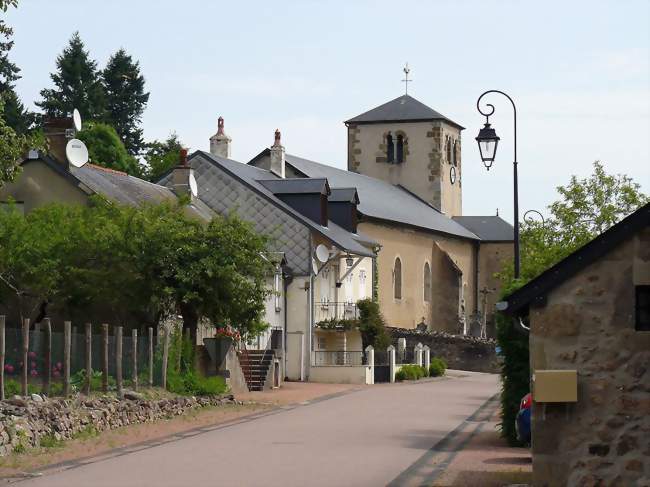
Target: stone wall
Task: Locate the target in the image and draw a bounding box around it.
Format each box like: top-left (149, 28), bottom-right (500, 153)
top-left (0, 392), bottom-right (237, 457)
top-left (529, 227), bottom-right (650, 486)
top-left (387, 327), bottom-right (498, 373)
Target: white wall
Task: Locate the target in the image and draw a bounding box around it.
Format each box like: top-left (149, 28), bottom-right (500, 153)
top-left (310, 365), bottom-right (372, 384)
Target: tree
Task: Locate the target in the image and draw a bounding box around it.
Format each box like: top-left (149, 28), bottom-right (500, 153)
top-left (143, 133), bottom-right (183, 182)
top-left (495, 161), bottom-right (648, 445)
top-left (0, 97), bottom-right (39, 186)
top-left (77, 122), bottom-right (141, 175)
top-left (102, 48), bottom-right (150, 155)
top-left (36, 32), bottom-right (105, 120)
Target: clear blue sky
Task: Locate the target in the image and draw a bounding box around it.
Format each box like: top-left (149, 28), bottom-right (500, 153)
top-left (6, 0), bottom-right (649, 221)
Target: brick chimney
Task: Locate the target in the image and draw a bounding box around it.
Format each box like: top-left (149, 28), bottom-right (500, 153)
top-left (44, 117), bottom-right (76, 168)
top-left (172, 148), bottom-right (193, 197)
top-left (270, 129), bottom-right (285, 178)
top-left (209, 116), bottom-right (232, 158)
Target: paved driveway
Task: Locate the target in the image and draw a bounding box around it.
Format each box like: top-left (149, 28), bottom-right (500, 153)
top-left (19, 371), bottom-right (499, 487)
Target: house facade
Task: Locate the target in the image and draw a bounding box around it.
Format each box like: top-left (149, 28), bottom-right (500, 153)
top-left (502, 203), bottom-right (650, 487)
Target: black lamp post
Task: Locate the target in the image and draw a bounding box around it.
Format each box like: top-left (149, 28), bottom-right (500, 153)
top-left (475, 90), bottom-right (520, 278)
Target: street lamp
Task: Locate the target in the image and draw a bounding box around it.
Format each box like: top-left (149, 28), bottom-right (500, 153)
top-left (475, 90), bottom-right (520, 278)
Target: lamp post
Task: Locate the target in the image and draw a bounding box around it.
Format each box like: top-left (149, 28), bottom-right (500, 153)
top-left (475, 90), bottom-right (520, 278)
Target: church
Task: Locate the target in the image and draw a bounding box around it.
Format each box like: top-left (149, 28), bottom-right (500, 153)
top-left (249, 93), bottom-right (514, 335)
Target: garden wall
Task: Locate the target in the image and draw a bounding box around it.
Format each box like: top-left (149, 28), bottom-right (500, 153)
top-left (387, 327), bottom-right (498, 373)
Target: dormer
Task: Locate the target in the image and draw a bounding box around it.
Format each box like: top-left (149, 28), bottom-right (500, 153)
top-left (327, 188), bottom-right (359, 233)
top-left (258, 178), bottom-right (331, 227)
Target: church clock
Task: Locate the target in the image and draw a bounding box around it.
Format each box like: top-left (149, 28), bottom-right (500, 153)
top-left (450, 166), bottom-right (457, 185)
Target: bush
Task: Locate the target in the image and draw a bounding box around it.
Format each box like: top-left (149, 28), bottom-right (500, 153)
top-left (395, 364), bottom-right (426, 381)
top-left (429, 357), bottom-right (447, 377)
top-left (166, 371), bottom-right (227, 396)
top-left (357, 299), bottom-right (391, 350)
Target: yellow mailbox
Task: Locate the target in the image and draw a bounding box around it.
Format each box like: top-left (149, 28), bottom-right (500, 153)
top-left (533, 370), bottom-right (578, 403)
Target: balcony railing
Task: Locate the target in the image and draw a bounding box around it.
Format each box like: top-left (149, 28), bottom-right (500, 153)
top-left (314, 301), bottom-right (359, 323)
top-left (312, 350), bottom-right (365, 366)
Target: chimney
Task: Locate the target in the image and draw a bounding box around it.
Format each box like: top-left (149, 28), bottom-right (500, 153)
top-left (209, 116), bottom-right (232, 158)
top-left (44, 117), bottom-right (76, 168)
top-left (172, 148), bottom-right (193, 197)
top-left (270, 129), bottom-right (285, 178)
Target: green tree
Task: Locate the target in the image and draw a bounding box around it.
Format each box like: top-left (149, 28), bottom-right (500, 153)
top-left (143, 133), bottom-right (183, 182)
top-left (102, 48), bottom-right (150, 155)
top-left (77, 122), bottom-right (141, 175)
top-left (0, 97), bottom-right (39, 186)
top-left (36, 32), bottom-right (105, 120)
top-left (496, 161), bottom-right (648, 445)
top-left (357, 298), bottom-right (391, 350)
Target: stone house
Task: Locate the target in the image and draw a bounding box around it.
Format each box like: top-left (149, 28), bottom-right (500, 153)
top-left (501, 203), bottom-right (650, 487)
top-left (250, 94), bottom-right (514, 335)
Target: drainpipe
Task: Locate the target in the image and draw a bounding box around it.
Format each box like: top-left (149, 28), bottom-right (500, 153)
top-left (282, 266), bottom-right (294, 380)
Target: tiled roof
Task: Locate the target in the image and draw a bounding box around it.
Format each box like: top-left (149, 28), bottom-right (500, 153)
top-left (452, 216), bottom-right (514, 242)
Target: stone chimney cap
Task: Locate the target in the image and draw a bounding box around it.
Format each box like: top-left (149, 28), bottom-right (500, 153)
top-left (273, 129), bottom-right (281, 147)
top-left (217, 117), bottom-right (225, 135)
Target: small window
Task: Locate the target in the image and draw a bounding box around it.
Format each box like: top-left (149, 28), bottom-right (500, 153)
top-left (446, 137), bottom-right (452, 163)
top-left (452, 140), bottom-right (458, 166)
top-left (274, 271), bottom-right (282, 312)
top-left (386, 133), bottom-right (394, 163)
top-left (636, 285), bottom-right (650, 331)
top-left (396, 134), bottom-right (404, 163)
top-left (423, 262), bottom-right (431, 303)
top-left (394, 257), bottom-right (402, 300)
top-left (358, 270), bottom-right (367, 300)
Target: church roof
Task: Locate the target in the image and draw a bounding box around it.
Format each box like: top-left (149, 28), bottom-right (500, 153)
top-left (452, 216), bottom-right (514, 242)
top-left (345, 94), bottom-right (464, 129)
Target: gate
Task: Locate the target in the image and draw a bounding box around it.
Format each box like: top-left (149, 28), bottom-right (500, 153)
top-left (373, 350), bottom-right (390, 383)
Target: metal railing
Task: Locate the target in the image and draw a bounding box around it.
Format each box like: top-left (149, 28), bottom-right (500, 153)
top-left (312, 350), bottom-right (364, 366)
top-left (314, 302), bottom-right (359, 323)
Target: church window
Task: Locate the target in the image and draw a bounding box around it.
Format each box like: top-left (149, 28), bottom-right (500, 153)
top-left (446, 137), bottom-right (452, 164)
top-left (452, 140), bottom-right (458, 166)
top-left (394, 257), bottom-right (402, 300)
top-left (423, 262), bottom-right (431, 303)
top-left (396, 134), bottom-right (404, 163)
top-left (386, 133), bottom-right (394, 163)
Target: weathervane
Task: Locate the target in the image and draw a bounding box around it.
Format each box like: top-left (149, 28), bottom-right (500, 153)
top-left (402, 63), bottom-right (412, 95)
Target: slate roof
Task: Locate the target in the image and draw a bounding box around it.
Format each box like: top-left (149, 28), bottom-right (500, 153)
top-left (345, 95), bottom-right (464, 129)
top-left (452, 216), bottom-right (514, 242)
top-left (266, 153), bottom-right (480, 240)
top-left (502, 203), bottom-right (650, 316)
top-left (159, 152), bottom-right (376, 264)
top-left (329, 188), bottom-right (359, 204)
top-left (257, 178), bottom-right (329, 195)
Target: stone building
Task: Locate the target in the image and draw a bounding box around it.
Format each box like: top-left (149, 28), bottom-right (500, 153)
top-left (250, 94), bottom-right (514, 333)
top-left (501, 203), bottom-right (650, 486)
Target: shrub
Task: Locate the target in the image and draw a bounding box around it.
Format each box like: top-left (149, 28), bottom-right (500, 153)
top-left (395, 364), bottom-right (426, 381)
top-left (429, 357), bottom-right (447, 377)
top-left (357, 299), bottom-right (391, 350)
top-left (166, 371), bottom-right (227, 396)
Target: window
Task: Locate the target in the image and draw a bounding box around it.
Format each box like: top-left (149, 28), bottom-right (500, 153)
top-left (345, 272), bottom-right (354, 304)
top-left (394, 257), bottom-right (402, 300)
top-left (274, 271), bottom-right (282, 312)
top-left (452, 140), bottom-right (458, 166)
top-left (386, 133), bottom-right (394, 163)
top-left (396, 134), bottom-right (404, 163)
top-left (319, 267), bottom-right (330, 305)
top-left (445, 137), bottom-right (452, 163)
top-left (423, 262), bottom-right (431, 303)
top-left (636, 285), bottom-right (650, 331)
top-left (358, 270), bottom-right (367, 300)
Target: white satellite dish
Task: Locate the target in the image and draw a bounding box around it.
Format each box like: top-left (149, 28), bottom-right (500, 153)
top-left (189, 172), bottom-right (198, 197)
top-left (72, 109), bottom-right (82, 131)
top-left (311, 258), bottom-right (319, 276)
top-left (65, 138), bottom-right (89, 168)
top-left (315, 244), bottom-right (330, 263)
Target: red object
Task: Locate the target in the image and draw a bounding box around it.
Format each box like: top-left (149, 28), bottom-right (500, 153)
top-left (179, 148), bottom-right (188, 166)
top-left (520, 392), bottom-right (532, 410)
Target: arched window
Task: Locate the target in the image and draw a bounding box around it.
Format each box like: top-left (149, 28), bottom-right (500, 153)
top-left (423, 262), bottom-right (431, 303)
top-left (446, 137), bottom-right (452, 163)
top-left (396, 134), bottom-right (404, 163)
top-left (386, 133), bottom-right (394, 163)
top-left (394, 257), bottom-right (402, 300)
top-left (452, 140), bottom-right (458, 166)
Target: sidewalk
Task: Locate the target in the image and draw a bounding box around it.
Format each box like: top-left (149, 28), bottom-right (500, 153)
top-left (235, 380), bottom-right (362, 405)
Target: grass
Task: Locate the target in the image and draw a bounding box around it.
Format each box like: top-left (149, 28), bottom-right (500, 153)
top-left (40, 434), bottom-right (64, 449)
top-left (72, 426), bottom-right (98, 441)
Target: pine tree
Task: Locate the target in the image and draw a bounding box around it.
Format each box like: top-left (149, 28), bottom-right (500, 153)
top-left (102, 48), bottom-right (150, 155)
top-left (36, 32), bottom-right (105, 120)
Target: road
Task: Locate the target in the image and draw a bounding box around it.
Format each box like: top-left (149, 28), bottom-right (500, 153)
top-left (18, 371), bottom-right (499, 487)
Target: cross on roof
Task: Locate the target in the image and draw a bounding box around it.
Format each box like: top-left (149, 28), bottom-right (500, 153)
top-left (402, 63), bottom-right (412, 95)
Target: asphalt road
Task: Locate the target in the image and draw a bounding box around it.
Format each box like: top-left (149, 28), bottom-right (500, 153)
top-left (18, 371), bottom-right (499, 487)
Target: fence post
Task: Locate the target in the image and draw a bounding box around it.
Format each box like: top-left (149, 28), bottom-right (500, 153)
top-left (84, 323), bottom-right (92, 395)
top-left (132, 329), bottom-right (138, 391)
top-left (423, 345), bottom-right (431, 373)
top-left (0, 316), bottom-right (5, 400)
top-left (365, 345), bottom-right (374, 385)
top-left (148, 327), bottom-right (153, 387)
top-left (43, 318), bottom-right (51, 397)
top-left (161, 328), bottom-right (169, 390)
top-left (387, 345), bottom-right (396, 383)
top-left (415, 343), bottom-right (423, 367)
top-left (21, 318), bottom-right (29, 396)
top-left (115, 326), bottom-right (123, 398)
top-left (63, 321), bottom-right (71, 396)
top-left (102, 324), bottom-right (109, 393)
top-left (71, 325), bottom-right (78, 371)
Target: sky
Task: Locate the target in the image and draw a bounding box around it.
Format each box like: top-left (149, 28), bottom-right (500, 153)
top-left (5, 0), bottom-right (650, 222)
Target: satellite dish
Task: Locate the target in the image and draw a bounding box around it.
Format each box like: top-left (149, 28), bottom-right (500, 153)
top-left (315, 244), bottom-right (330, 263)
top-left (189, 172), bottom-right (198, 197)
top-left (311, 258), bottom-right (319, 276)
top-left (72, 109), bottom-right (82, 131)
top-left (65, 139), bottom-right (89, 168)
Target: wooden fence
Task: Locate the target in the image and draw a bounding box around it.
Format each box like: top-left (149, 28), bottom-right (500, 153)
top-left (0, 315), bottom-right (171, 400)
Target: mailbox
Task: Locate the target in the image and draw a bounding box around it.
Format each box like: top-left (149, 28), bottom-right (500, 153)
top-left (533, 370), bottom-right (578, 403)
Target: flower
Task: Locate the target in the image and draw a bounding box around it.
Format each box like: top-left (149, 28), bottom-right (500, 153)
top-left (28, 351), bottom-right (36, 359)
top-left (30, 369), bottom-right (38, 377)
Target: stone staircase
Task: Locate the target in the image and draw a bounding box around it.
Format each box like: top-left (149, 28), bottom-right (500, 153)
top-left (239, 350), bottom-right (275, 391)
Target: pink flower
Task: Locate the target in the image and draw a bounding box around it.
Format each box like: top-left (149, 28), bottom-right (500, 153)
top-left (56, 362), bottom-right (62, 370)
top-left (30, 369), bottom-right (38, 377)
top-left (52, 370), bottom-right (61, 378)
top-left (4, 364), bottom-right (14, 373)
top-left (31, 361), bottom-right (37, 369)
top-left (28, 351), bottom-right (36, 359)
